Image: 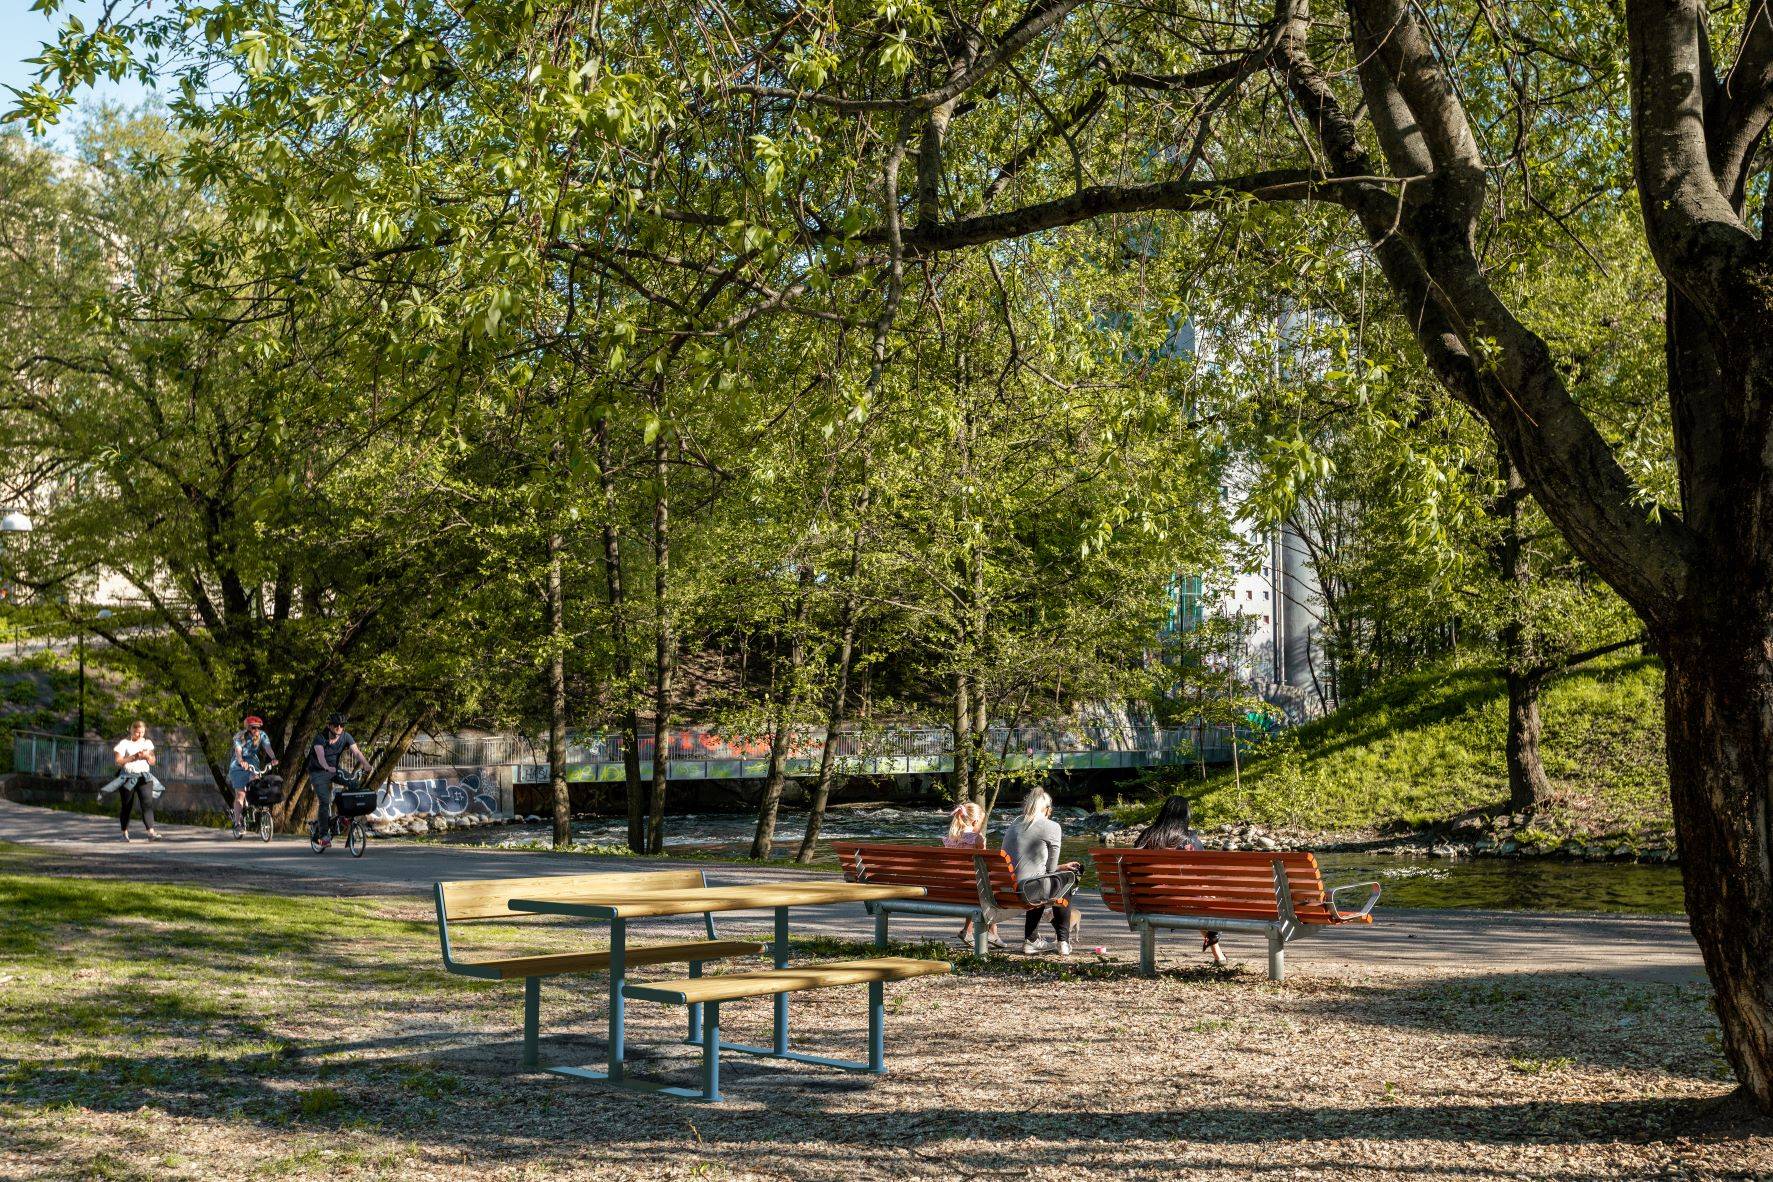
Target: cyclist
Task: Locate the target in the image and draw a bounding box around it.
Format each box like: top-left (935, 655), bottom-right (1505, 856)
top-left (307, 713), bottom-right (369, 849)
top-left (229, 715), bottom-right (278, 837)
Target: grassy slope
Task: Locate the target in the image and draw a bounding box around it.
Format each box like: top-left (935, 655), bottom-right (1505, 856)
top-left (1141, 651), bottom-right (1670, 840)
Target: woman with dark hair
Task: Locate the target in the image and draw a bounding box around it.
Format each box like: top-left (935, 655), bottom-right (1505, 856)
top-left (1135, 796), bottom-right (1225, 965)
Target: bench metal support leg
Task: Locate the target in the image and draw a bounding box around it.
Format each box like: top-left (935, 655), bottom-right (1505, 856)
top-left (1139, 922), bottom-right (1157, 976)
top-left (874, 908), bottom-right (889, 949)
top-left (772, 907), bottom-right (789, 1056)
top-left (973, 913), bottom-right (988, 959)
top-left (522, 976), bottom-right (540, 1069)
top-left (702, 1002), bottom-right (721, 1102)
top-left (867, 981), bottom-right (885, 1073)
top-left (1267, 928), bottom-right (1285, 982)
top-left (687, 962), bottom-right (703, 1044)
top-left (608, 918), bottom-right (627, 1080)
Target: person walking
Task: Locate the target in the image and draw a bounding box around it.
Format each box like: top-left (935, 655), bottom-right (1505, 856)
top-left (306, 713), bottom-right (368, 850)
top-left (110, 720), bottom-right (161, 842)
top-left (1135, 796), bottom-right (1226, 965)
top-left (1001, 787), bottom-right (1082, 956)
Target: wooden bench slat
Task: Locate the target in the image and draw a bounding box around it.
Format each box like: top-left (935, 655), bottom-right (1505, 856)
top-left (455, 939), bottom-right (767, 981)
top-left (623, 957), bottom-right (951, 1005)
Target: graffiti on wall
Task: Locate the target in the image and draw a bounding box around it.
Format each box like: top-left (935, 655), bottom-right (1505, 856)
top-left (375, 767), bottom-right (505, 820)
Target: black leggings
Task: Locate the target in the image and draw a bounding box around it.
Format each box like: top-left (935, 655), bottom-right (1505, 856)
top-left (1024, 897), bottom-right (1076, 942)
top-left (118, 779), bottom-right (155, 832)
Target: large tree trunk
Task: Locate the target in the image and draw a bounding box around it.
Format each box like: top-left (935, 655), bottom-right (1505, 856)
top-left (546, 526), bottom-right (571, 850)
top-left (1663, 634), bottom-right (1773, 1106)
top-left (1503, 668), bottom-right (1553, 816)
top-left (596, 416), bottom-right (646, 853)
top-left (647, 430), bottom-right (672, 855)
top-left (1493, 450), bottom-right (1555, 815)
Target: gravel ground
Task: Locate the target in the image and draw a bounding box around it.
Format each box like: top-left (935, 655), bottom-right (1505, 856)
top-left (2, 907), bottom-right (1768, 1180)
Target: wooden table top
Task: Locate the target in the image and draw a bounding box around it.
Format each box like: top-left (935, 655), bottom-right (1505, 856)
top-left (506, 880), bottom-right (927, 920)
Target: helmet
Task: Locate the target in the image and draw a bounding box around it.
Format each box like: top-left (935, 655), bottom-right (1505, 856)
top-left (326, 712), bottom-right (347, 727)
top-left (242, 715), bottom-right (264, 728)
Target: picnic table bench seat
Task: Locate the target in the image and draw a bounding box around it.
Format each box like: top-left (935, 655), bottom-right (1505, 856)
top-left (1089, 848), bottom-right (1381, 981)
top-left (622, 956), bottom-right (950, 1101)
top-left (434, 869), bottom-right (765, 1068)
top-left (830, 840), bottom-right (1029, 955)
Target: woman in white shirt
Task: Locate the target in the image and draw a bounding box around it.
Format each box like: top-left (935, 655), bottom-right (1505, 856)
top-left (112, 720), bottom-right (162, 841)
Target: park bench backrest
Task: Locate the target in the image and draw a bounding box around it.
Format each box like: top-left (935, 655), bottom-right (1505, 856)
top-left (1090, 849), bottom-right (1337, 924)
top-left (438, 869), bottom-right (707, 923)
top-left (830, 841), bottom-right (1023, 909)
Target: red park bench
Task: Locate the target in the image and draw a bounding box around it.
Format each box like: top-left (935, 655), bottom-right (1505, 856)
top-left (1089, 848), bottom-right (1381, 981)
top-left (831, 841), bottom-right (1037, 956)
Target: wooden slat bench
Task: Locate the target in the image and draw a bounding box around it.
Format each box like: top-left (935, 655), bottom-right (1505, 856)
top-left (622, 956), bottom-right (950, 1101)
top-left (831, 841), bottom-right (1030, 956)
top-left (434, 869), bottom-right (765, 1068)
top-left (1089, 848), bottom-right (1381, 981)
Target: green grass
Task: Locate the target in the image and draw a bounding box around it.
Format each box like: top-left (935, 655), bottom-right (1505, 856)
top-left (1131, 650), bottom-right (1670, 839)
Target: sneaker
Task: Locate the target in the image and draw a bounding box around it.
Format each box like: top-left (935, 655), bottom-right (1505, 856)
top-left (1022, 938), bottom-right (1054, 955)
top-left (1058, 941), bottom-right (1072, 957)
top-left (986, 932), bottom-right (1008, 950)
top-left (120, 831), bottom-right (131, 842)
top-left (146, 830), bottom-right (162, 841)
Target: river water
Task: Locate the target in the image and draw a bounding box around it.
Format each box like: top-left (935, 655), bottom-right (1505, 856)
top-left (440, 805), bottom-right (1687, 915)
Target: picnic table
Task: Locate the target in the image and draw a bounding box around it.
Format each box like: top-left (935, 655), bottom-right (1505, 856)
top-left (507, 880), bottom-right (939, 1099)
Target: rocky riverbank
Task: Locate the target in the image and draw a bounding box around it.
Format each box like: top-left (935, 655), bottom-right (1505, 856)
top-left (1099, 814), bottom-right (1680, 864)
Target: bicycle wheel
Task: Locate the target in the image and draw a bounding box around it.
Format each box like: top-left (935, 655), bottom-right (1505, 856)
top-left (258, 809), bottom-right (273, 842)
top-left (346, 818), bottom-right (366, 858)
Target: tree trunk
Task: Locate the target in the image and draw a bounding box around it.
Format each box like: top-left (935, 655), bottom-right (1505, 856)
top-left (1493, 450), bottom-right (1555, 815)
top-left (1504, 668), bottom-right (1552, 815)
top-left (751, 568), bottom-right (812, 860)
top-left (949, 670), bottom-right (970, 801)
top-left (1662, 634), bottom-right (1773, 1107)
top-left (546, 527), bottom-right (571, 850)
top-left (647, 429), bottom-right (672, 855)
top-left (797, 541), bottom-right (865, 863)
top-left (596, 415), bottom-right (645, 853)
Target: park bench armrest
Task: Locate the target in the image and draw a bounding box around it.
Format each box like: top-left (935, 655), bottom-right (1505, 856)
top-left (1326, 880), bottom-right (1382, 922)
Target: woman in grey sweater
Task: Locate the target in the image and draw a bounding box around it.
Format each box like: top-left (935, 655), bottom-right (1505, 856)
top-left (1002, 788), bottom-right (1082, 955)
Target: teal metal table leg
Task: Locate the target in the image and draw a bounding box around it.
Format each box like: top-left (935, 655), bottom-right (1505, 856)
top-left (608, 918), bottom-right (627, 1082)
top-left (867, 980), bottom-right (884, 1073)
top-left (772, 907), bottom-right (789, 1056)
top-left (523, 976), bottom-right (540, 1069)
top-left (702, 1002), bottom-right (722, 1101)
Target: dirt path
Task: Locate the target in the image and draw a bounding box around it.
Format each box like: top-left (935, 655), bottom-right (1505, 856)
top-left (0, 797), bottom-right (1704, 982)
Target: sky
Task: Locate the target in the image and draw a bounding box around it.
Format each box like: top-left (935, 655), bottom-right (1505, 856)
top-left (1, 0), bottom-right (160, 145)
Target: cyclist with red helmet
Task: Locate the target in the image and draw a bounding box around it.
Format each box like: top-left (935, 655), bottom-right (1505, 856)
top-left (229, 715), bottom-right (277, 836)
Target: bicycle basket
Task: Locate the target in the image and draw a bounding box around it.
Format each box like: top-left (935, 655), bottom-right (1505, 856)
top-left (333, 788), bottom-right (378, 818)
top-left (245, 775), bottom-right (285, 807)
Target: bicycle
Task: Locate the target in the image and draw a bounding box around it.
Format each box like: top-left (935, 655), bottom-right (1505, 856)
top-left (309, 767), bottom-right (375, 857)
top-left (236, 772), bottom-right (284, 842)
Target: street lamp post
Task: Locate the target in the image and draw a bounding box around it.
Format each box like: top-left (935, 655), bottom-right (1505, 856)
top-left (0, 511), bottom-right (31, 655)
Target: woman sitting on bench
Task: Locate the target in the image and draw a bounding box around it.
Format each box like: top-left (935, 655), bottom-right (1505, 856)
top-left (1135, 796), bottom-right (1226, 965)
top-left (1003, 788), bottom-right (1081, 956)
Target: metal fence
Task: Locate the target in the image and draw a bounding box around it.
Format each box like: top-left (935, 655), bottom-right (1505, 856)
top-left (428, 723), bottom-right (1245, 768)
top-left (11, 730), bottom-right (214, 782)
top-left (16, 720), bottom-right (1270, 785)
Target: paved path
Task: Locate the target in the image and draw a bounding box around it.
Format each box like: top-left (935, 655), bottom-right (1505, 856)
top-left (0, 798), bottom-right (1705, 983)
